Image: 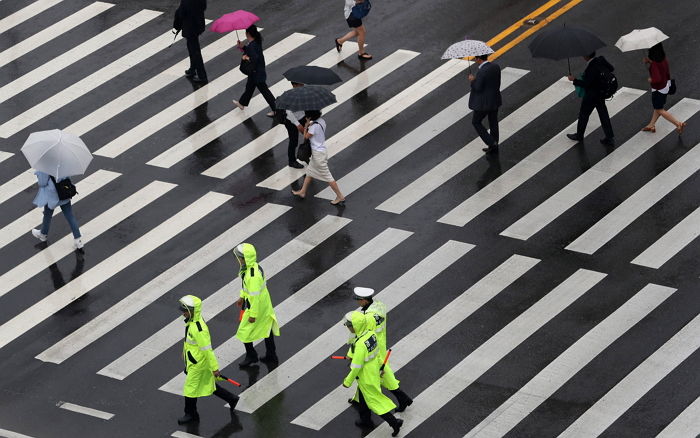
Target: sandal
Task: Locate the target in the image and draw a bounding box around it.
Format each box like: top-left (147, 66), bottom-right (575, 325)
top-left (331, 198), bottom-right (345, 206)
top-left (358, 53), bottom-right (373, 60)
top-left (334, 38), bottom-right (342, 53)
top-left (641, 126), bottom-right (656, 133)
top-left (677, 122), bottom-right (687, 134)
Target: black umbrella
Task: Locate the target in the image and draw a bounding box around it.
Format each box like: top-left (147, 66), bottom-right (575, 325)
top-left (283, 66), bottom-right (342, 85)
top-left (275, 85), bottom-right (337, 111)
top-left (528, 24), bottom-right (606, 73)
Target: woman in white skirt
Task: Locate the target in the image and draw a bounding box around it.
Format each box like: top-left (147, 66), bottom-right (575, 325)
top-left (292, 110), bottom-right (345, 205)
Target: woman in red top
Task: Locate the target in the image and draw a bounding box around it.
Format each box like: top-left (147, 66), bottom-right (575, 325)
top-left (642, 43), bottom-right (686, 133)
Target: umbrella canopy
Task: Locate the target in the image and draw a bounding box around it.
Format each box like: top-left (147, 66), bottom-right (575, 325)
top-left (211, 10), bottom-right (259, 33)
top-left (528, 24), bottom-right (606, 60)
top-left (275, 86), bottom-right (337, 111)
top-left (441, 40), bottom-right (494, 59)
top-left (615, 27), bottom-right (669, 52)
top-left (21, 129), bottom-right (92, 179)
top-left (283, 66), bottom-right (342, 85)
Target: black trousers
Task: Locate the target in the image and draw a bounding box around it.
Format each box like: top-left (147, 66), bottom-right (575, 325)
top-left (284, 118), bottom-right (307, 163)
top-left (472, 109), bottom-right (499, 148)
top-left (577, 97), bottom-right (614, 139)
top-left (186, 36), bottom-right (207, 80)
top-left (243, 336), bottom-right (276, 359)
top-left (184, 384), bottom-right (238, 415)
top-left (239, 76), bottom-right (276, 110)
top-left (356, 387), bottom-right (400, 428)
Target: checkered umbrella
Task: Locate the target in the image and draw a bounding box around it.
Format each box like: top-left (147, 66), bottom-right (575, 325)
top-left (441, 40), bottom-right (494, 59)
top-left (275, 85), bottom-right (337, 111)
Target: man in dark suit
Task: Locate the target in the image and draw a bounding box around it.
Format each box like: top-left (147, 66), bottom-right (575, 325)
top-left (174, 0), bottom-right (207, 83)
top-left (469, 54), bottom-right (502, 154)
top-left (567, 52), bottom-right (615, 146)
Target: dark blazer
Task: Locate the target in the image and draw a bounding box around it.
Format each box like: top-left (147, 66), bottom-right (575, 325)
top-left (243, 40), bottom-right (267, 83)
top-left (468, 62), bottom-right (502, 112)
top-left (573, 56), bottom-right (614, 101)
top-left (174, 0), bottom-right (206, 39)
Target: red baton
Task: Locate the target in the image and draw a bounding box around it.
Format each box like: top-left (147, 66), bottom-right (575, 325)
top-left (379, 349), bottom-right (392, 371)
top-left (331, 355), bottom-right (348, 360)
top-left (219, 374), bottom-right (241, 387)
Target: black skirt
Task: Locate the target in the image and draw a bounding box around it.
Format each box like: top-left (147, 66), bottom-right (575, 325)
top-left (651, 90), bottom-right (667, 110)
top-left (346, 16), bottom-right (362, 28)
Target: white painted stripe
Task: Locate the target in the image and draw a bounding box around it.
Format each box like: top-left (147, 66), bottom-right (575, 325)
top-left (631, 206), bottom-right (700, 269)
top-left (256, 59), bottom-right (475, 190)
top-left (100, 215), bottom-right (351, 380)
top-left (657, 396), bottom-right (700, 438)
top-left (465, 283), bottom-right (676, 438)
top-left (0, 10), bottom-right (161, 109)
top-left (0, 0), bottom-right (61, 35)
top-left (292, 254), bottom-right (541, 430)
top-left (316, 68), bottom-right (532, 200)
top-left (567, 142), bottom-right (700, 255)
top-left (235, 240), bottom-right (475, 413)
top-left (501, 98), bottom-right (700, 240)
top-left (559, 312), bottom-right (700, 438)
top-left (0, 180), bottom-right (174, 298)
top-left (0, 427), bottom-right (35, 438)
top-left (437, 87), bottom-right (646, 227)
top-left (0, 151), bottom-right (12, 163)
top-left (0, 170), bottom-right (36, 205)
top-left (57, 401), bottom-right (114, 420)
top-left (0, 191), bottom-right (230, 351)
top-left (36, 203), bottom-right (290, 364)
top-left (171, 431), bottom-right (204, 438)
top-left (158, 227), bottom-right (412, 393)
top-left (93, 33), bottom-right (314, 158)
top-left (0, 169), bottom-right (120, 250)
top-left (0, 2), bottom-right (114, 70)
top-left (201, 48), bottom-right (417, 179)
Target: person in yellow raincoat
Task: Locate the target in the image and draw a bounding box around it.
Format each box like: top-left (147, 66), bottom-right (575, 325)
top-left (178, 295), bottom-right (239, 424)
top-left (343, 311), bottom-right (403, 436)
top-left (234, 243), bottom-right (280, 367)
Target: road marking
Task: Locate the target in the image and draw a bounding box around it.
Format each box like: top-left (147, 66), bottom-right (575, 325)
top-left (0, 180), bottom-right (175, 298)
top-left (93, 33), bottom-right (314, 158)
top-left (293, 254), bottom-right (540, 430)
top-left (559, 312), bottom-right (700, 438)
top-left (201, 47), bottom-right (416, 179)
top-left (0, 170), bottom-right (35, 205)
top-left (0, 10), bottom-right (161, 110)
top-left (0, 151), bottom-right (12, 163)
top-left (0, 0), bottom-right (61, 35)
top-left (56, 401), bottom-right (114, 420)
top-left (567, 142), bottom-right (700, 255)
top-left (100, 215), bottom-right (352, 381)
top-left (465, 283), bottom-right (676, 438)
top-left (159, 227), bottom-right (411, 393)
top-left (657, 396), bottom-right (700, 438)
top-left (366, 268), bottom-right (606, 437)
top-left (0, 169), bottom-right (120, 250)
top-left (171, 431), bottom-right (204, 438)
top-left (235, 240), bottom-right (474, 413)
top-left (436, 87), bottom-right (645, 227)
top-left (631, 205), bottom-right (700, 269)
top-left (0, 191), bottom-right (230, 351)
top-left (36, 203), bottom-right (290, 364)
top-left (0, 427), bottom-right (35, 438)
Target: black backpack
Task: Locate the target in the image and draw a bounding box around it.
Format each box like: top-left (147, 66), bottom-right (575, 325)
top-left (50, 176), bottom-right (78, 200)
top-left (598, 62), bottom-right (618, 99)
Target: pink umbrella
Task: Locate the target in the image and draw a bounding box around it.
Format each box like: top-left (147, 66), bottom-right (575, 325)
top-left (211, 10), bottom-right (260, 39)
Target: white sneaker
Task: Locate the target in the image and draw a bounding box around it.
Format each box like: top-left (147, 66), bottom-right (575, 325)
top-left (233, 100), bottom-right (245, 110)
top-left (74, 238), bottom-right (84, 250)
top-left (31, 229), bottom-right (47, 242)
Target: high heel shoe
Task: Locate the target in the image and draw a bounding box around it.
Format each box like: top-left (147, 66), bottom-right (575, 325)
top-left (677, 122), bottom-right (687, 134)
top-left (641, 126), bottom-right (656, 133)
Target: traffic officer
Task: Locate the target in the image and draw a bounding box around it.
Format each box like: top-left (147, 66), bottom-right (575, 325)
top-left (343, 311), bottom-right (403, 436)
top-left (178, 295), bottom-right (239, 424)
top-left (234, 243), bottom-right (280, 367)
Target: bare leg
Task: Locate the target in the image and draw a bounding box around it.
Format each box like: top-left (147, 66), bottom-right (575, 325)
top-left (657, 109), bottom-right (681, 127)
top-left (292, 176), bottom-right (313, 198)
top-left (328, 181), bottom-right (345, 203)
top-left (356, 25), bottom-right (366, 54)
top-left (338, 29), bottom-right (358, 45)
top-left (645, 110), bottom-right (661, 129)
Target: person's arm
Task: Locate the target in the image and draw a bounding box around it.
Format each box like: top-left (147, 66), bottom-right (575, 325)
top-left (193, 326), bottom-right (220, 372)
top-left (470, 67), bottom-right (487, 91)
top-left (245, 276), bottom-right (265, 322)
top-left (343, 345), bottom-right (364, 387)
top-left (303, 121), bottom-right (315, 140)
top-left (287, 110), bottom-right (300, 126)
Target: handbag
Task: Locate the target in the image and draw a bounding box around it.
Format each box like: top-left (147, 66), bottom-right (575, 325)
top-left (239, 58), bottom-right (255, 76)
top-left (296, 139), bottom-right (311, 163)
top-left (351, 0), bottom-right (372, 19)
top-left (50, 176), bottom-right (78, 200)
top-left (669, 78), bottom-right (677, 95)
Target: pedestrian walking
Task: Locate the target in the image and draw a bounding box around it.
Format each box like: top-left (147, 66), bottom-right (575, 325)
top-left (468, 54), bottom-right (502, 154)
top-left (174, 0), bottom-right (208, 83)
top-left (284, 82), bottom-right (307, 169)
top-left (233, 25), bottom-right (276, 117)
top-left (30, 170), bottom-right (83, 249)
top-left (234, 243), bottom-right (280, 367)
top-left (335, 0), bottom-right (373, 60)
top-left (566, 52), bottom-right (616, 146)
top-left (177, 295), bottom-right (239, 425)
top-left (291, 111), bottom-right (346, 205)
top-left (342, 311), bottom-right (403, 436)
top-left (642, 43), bottom-right (687, 134)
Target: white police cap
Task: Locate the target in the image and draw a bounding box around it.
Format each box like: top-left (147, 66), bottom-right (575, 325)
top-left (353, 287), bottom-right (375, 299)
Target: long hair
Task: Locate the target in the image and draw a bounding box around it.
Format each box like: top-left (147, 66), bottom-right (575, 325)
top-left (246, 24), bottom-right (263, 44)
top-left (648, 43), bottom-right (666, 63)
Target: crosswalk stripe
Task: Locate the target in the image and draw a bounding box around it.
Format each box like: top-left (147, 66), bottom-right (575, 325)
top-left (36, 202), bottom-right (290, 364)
top-left (366, 268), bottom-right (606, 437)
top-left (0, 169), bottom-right (120, 250)
top-left (159, 226), bottom-right (412, 394)
top-left (147, 45), bottom-right (365, 169)
top-left (93, 33), bottom-right (314, 158)
top-left (464, 283), bottom-right (676, 438)
top-left (631, 205), bottom-right (700, 269)
top-left (292, 254), bottom-right (540, 430)
top-left (0, 2), bottom-right (114, 70)
top-left (0, 427), bottom-right (35, 438)
top-left (0, 191), bottom-right (231, 351)
top-left (501, 98), bottom-right (700, 241)
top-left (0, 9), bottom-right (162, 110)
top-left (567, 142), bottom-right (700, 255)
top-left (656, 396), bottom-right (700, 438)
top-left (234, 240), bottom-right (474, 413)
top-left (436, 87), bottom-right (646, 227)
top-left (559, 312), bottom-right (700, 438)
top-left (0, 0), bottom-right (61, 35)
top-left (0, 170), bottom-right (36, 205)
top-left (100, 215), bottom-right (352, 381)
top-left (256, 58), bottom-right (475, 190)
top-left (200, 48), bottom-right (418, 179)
top-left (0, 180), bottom-right (176, 298)
top-left (56, 401), bottom-right (114, 420)
top-left (0, 151), bottom-right (12, 163)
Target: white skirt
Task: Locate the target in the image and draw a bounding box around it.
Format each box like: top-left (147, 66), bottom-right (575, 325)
top-left (306, 148), bottom-right (334, 182)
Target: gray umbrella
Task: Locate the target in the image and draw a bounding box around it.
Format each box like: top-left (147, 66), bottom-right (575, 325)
top-left (528, 24), bottom-right (606, 73)
top-left (275, 85), bottom-right (337, 111)
top-left (283, 66), bottom-right (342, 85)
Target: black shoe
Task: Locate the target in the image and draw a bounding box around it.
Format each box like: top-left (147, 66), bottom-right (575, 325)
top-left (239, 355), bottom-right (259, 367)
top-left (177, 413), bottom-right (199, 424)
top-left (566, 133), bottom-right (583, 142)
top-left (391, 418), bottom-right (404, 437)
top-left (482, 144), bottom-right (499, 154)
top-left (191, 74), bottom-right (208, 84)
top-left (600, 137), bottom-right (615, 147)
top-left (348, 397), bottom-right (359, 405)
top-left (184, 69), bottom-right (195, 78)
top-left (288, 161), bottom-right (304, 169)
top-left (260, 353), bottom-right (279, 363)
top-left (355, 419), bottom-right (374, 429)
top-left (395, 398), bottom-right (413, 413)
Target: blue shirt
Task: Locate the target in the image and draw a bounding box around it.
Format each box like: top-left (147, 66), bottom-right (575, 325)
top-left (33, 171), bottom-right (69, 210)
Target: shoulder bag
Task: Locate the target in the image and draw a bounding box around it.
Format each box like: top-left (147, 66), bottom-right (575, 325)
top-left (50, 176), bottom-right (78, 200)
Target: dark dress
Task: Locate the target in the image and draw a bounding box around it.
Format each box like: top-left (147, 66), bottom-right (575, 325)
top-left (238, 39), bottom-right (276, 110)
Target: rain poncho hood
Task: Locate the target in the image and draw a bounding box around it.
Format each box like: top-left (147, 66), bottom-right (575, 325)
top-left (350, 311), bottom-right (369, 336)
top-left (234, 243), bottom-right (257, 272)
top-left (179, 294), bottom-right (202, 321)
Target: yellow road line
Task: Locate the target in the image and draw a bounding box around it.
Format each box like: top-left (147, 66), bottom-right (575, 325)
top-left (486, 0), bottom-right (564, 47)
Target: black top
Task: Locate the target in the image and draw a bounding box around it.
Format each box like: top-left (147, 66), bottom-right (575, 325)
top-left (173, 0), bottom-right (206, 39)
top-left (243, 40), bottom-right (267, 83)
top-left (573, 56), bottom-right (614, 100)
top-left (468, 62), bottom-right (502, 112)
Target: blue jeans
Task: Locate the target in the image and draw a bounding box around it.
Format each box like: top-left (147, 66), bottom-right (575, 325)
top-left (41, 203), bottom-right (81, 239)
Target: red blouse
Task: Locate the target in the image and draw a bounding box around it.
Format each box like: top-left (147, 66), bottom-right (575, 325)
top-left (649, 58), bottom-right (670, 90)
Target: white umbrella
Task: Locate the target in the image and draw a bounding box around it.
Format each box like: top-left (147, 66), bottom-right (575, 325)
top-left (441, 40), bottom-right (494, 59)
top-left (615, 27), bottom-right (669, 52)
top-left (21, 129), bottom-right (92, 179)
